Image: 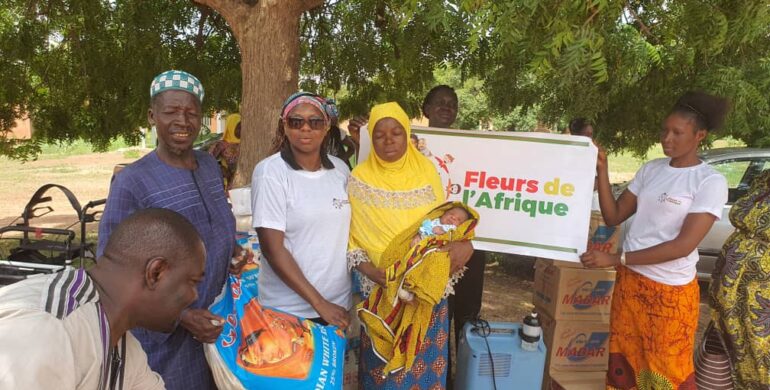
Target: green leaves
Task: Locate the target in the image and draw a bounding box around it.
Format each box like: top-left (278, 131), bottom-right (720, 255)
top-left (2, 0), bottom-right (769, 160)
top-left (0, 0), bottom-right (241, 157)
top-left (462, 0), bottom-right (770, 152)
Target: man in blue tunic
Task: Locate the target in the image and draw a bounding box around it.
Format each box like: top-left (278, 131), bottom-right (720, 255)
top-left (98, 70), bottom-right (236, 389)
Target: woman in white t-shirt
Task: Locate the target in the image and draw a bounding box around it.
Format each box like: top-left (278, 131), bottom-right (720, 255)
top-left (251, 92), bottom-right (351, 328)
top-left (580, 91), bottom-right (729, 389)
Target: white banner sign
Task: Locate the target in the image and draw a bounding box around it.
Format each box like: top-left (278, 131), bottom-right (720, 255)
top-left (359, 125), bottom-right (598, 262)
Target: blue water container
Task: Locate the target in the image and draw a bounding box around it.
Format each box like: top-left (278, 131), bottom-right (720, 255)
top-left (455, 321), bottom-right (546, 390)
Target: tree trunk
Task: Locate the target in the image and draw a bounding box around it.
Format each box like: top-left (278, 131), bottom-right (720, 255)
top-left (196, 0), bottom-right (323, 188)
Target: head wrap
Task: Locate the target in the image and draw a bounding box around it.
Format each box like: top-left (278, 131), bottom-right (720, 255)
top-left (150, 70), bottom-right (204, 103)
top-left (347, 102), bottom-right (445, 266)
top-left (280, 92), bottom-right (329, 122)
top-left (223, 113), bottom-right (241, 144)
top-left (324, 98), bottom-right (340, 125)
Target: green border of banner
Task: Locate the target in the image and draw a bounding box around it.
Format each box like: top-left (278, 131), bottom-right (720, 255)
top-left (474, 237), bottom-right (578, 253)
top-left (413, 128), bottom-right (591, 147)
top-left (413, 126), bottom-right (588, 255)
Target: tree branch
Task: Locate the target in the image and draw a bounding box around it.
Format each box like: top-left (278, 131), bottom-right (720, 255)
top-left (192, 0), bottom-right (247, 36)
top-left (299, 0), bottom-right (324, 12)
top-left (625, 4), bottom-right (653, 38)
top-left (195, 6), bottom-right (211, 50)
top-left (193, 0), bottom-right (224, 10)
top-left (583, 6), bottom-right (600, 27)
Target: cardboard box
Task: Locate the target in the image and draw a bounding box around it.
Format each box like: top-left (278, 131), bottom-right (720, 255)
top-left (540, 312), bottom-right (610, 372)
top-left (546, 370), bottom-right (607, 390)
top-left (587, 210), bottom-right (622, 254)
top-left (535, 258), bottom-right (584, 269)
top-left (533, 260), bottom-right (616, 323)
top-left (535, 257), bottom-right (614, 270)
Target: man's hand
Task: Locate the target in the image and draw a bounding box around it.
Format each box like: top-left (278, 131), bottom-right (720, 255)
top-left (347, 116), bottom-right (367, 146)
top-left (312, 299), bottom-right (350, 329)
top-left (579, 250), bottom-right (620, 269)
top-left (441, 240), bottom-right (474, 274)
top-left (180, 309), bottom-right (224, 343)
top-left (230, 246), bottom-right (254, 274)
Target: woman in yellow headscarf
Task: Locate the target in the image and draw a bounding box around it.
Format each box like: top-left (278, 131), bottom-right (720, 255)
top-left (208, 113), bottom-right (241, 190)
top-left (348, 102), bottom-right (473, 389)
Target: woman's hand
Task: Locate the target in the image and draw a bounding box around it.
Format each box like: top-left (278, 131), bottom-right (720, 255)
top-left (356, 261), bottom-right (386, 286)
top-left (313, 299), bottom-right (350, 329)
top-left (441, 240), bottom-right (474, 273)
top-left (180, 309), bottom-right (224, 343)
top-left (580, 250), bottom-right (620, 269)
top-left (596, 143), bottom-right (608, 174)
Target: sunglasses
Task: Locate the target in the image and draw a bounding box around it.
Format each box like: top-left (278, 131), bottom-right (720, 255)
top-left (285, 116), bottom-right (327, 131)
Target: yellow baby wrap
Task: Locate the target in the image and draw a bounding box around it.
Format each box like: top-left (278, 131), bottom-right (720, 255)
top-left (357, 201), bottom-right (478, 376)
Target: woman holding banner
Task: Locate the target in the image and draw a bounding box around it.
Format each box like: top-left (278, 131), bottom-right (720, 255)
top-left (348, 102), bottom-right (473, 388)
top-left (580, 91), bottom-right (729, 388)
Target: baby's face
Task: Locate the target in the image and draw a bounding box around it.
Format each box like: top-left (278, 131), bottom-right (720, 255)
top-left (440, 208), bottom-right (469, 227)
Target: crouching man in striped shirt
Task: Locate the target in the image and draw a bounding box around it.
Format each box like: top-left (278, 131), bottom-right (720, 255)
top-left (0, 208), bottom-right (206, 390)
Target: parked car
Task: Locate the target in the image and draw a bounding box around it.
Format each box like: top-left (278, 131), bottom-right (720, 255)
top-left (615, 147), bottom-right (770, 281)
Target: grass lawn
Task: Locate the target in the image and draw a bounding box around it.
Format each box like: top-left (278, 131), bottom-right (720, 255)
top-left (36, 137), bottom-right (147, 160)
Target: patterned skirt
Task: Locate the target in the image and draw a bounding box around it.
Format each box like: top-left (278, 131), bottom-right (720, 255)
top-left (606, 266), bottom-right (699, 390)
top-left (709, 230), bottom-right (770, 389)
top-left (358, 299), bottom-right (449, 390)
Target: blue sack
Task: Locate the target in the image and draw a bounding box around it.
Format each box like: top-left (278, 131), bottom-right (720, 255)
top-left (205, 256), bottom-right (346, 389)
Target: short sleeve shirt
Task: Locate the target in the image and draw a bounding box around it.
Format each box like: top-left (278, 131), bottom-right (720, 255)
top-left (624, 158), bottom-right (728, 285)
top-left (251, 154), bottom-right (352, 318)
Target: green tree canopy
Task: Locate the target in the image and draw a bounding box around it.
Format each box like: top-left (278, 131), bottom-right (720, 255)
top-left (458, 0), bottom-right (770, 154)
top-left (1, 0), bottom-right (769, 168)
top-left (0, 1), bottom-right (241, 160)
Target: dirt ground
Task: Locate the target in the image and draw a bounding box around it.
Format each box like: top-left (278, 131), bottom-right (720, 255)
top-left (0, 151), bottom-right (138, 229)
top-left (0, 150), bottom-right (710, 340)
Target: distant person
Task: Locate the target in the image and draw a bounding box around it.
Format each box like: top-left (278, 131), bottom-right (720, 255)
top-left (581, 91), bottom-right (729, 389)
top-left (0, 208), bottom-right (205, 389)
top-left (568, 117), bottom-right (594, 138)
top-left (208, 113), bottom-right (242, 190)
top-left (98, 70), bottom-right (239, 389)
top-left (323, 98), bottom-right (356, 169)
top-left (422, 85), bottom-right (459, 129)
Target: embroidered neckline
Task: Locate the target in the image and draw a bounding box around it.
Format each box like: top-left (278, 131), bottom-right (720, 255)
top-left (347, 177), bottom-right (437, 209)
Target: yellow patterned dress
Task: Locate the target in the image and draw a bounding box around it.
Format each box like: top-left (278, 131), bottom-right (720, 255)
top-left (710, 169), bottom-right (770, 389)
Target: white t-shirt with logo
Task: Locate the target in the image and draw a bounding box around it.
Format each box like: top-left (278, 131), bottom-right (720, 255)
top-left (624, 158), bottom-right (727, 286)
top-left (251, 153), bottom-right (352, 318)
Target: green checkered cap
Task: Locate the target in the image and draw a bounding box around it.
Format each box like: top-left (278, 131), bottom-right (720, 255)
top-left (150, 70), bottom-right (204, 103)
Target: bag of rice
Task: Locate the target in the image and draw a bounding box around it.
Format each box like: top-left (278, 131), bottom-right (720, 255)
top-left (205, 258), bottom-right (346, 389)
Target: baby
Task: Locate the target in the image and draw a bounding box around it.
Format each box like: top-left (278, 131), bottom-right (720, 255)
top-left (410, 206), bottom-right (471, 248)
top-left (401, 206), bottom-right (472, 302)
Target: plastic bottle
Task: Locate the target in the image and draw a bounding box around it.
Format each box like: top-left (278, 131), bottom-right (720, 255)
top-left (520, 311), bottom-right (542, 352)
